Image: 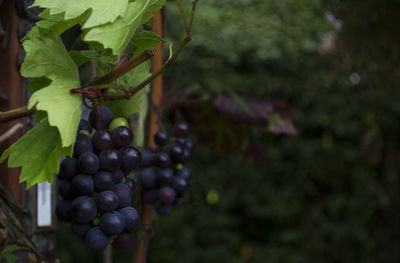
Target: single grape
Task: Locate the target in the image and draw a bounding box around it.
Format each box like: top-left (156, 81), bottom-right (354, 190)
top-left (157, 152), bottom-right (171, 168)
top-left (154, 131), bottom-right (169, 147)
top-left (111, 126), bottom-right (133, 148)
top-left (172, 177), bottom-right (188, 195)
top-left (84, 227), bottom-right (109, 251)
top-left (89, 106), bottom-right (114, 130)
top-left (124, 177), bottom-right (136, 195)
top-left (96, 191), bottom-right (119, 213)
top-left (140, 147), bottom-right (155, 168)
top-left (93, 171), bottom-right (115, 192)
top-left (112, 184), bottom-right (133, 208)
top-left (60, 157), bottom-right (77, 179)
top-left (178, 148), bottom-right (191, 164)
top-left (177, 167), bottom-right (191, 182)
top-left (184, 138), bottom-right (195, 152)
top-left (99, 211), bottom-right (126, 236)
top-left (173, 121), bottom-right (190, 137)
top-left (77, 152), bottom-right (99, 175)
top-left (92, 130), bottom-right (113, 153)
top-left (176, 137), bottom-right (186, 146)
top-left (108, 118), bottom-right (129, 132)
top-left (138, 168), bottom-right (157, 189)
top-left (55, 199), bottom-right (72, 222)
top-left (112, 232), bottom-right (133, 250)
top-left (71, 196), bottom-right (97, 223)
top-left (58, 179), bottom-right (73, 200)
top-left (154, 202), bottom-right (172, 216)
top-left (99, 149), bottom-right (122, 172)
top-left (120, 146), bottom-right (141, 174)
top-left (78, 119), bottom-right (93, 134)
top-left (71, 174), bottom-right (94, 196)
top-left (157, 169), bottom-right (174, 185)
top-left (158, 186), bottom-right (176, 205)
top-left (118, 207), bottom-right (140, 231)
top-left (71, 222), bottom-right (91, 237)
top-left (112, 170), bottom-right (124, 184)
top-left (73, 133), bottom-right (93, 157)
top-left (168, 144), bottom-right (183, 162)
top-left (143, 189), bottom-right (158, 204)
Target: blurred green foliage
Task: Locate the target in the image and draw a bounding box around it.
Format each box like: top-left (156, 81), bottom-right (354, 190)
top-left (56, 0), bottom-right (400, 262)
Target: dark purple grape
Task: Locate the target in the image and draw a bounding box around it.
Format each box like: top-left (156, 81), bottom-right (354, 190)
top-left (99, 211), bottom-right (126, 236)
top-left (124, 177), bottom-right (136, 195)
top-left (99, 149), bottom-right (121, 172)
top-left (92, 130), bottom-right (113, 153)
top-left (78, 119), bottom-right (93, 133)
top-left (58, 179), bottom-right (73, 199)
top-left (158, 187), bottom-right (176, 205)
top-left (96, 191), bottom-right (119, 213)
top-left (60, 157), bottom-right (77, 179)
top-left (77, 152), bottom-right (99, 175)
top-left (143, 190), bottom-right (158, 204)
top-left (89, 106), bottom-right (114, 130)
top-left (74, 133), bottom-right (93, 157)
top-left (112, 170), bottom-right (124, 184)
top-left (176, 137), bottom-right (186, 145)
top-left (112, 184), bottom-right (132, 208)
top-left (55, 200), bottom-right (72, 222)
top-left (138, 168), bottom-right (157, 189)
top-left (173, 122), bottom-right (190, 137)
top-left (112, 232), bottom-right (134, 250)
top-left (71, 174), bottom-right (94, 196)
top-left (154, 202), bottom-right (172, 216)
top-left (178, 148), bottom-right (191, 164)
top-left (184, 138), bottom-right (195, 152)
top-left (156, 152), bottom-right (171, 168)
top-left (168, 144), bottom-right (183, 161)
top-left (71, 196), bottom-right (97, 223)
top-left (140, 147), bottom-right (155, 168)
top-left (177, 167), bottom-right (191, 182)
top-left (157, 169), bottom-right (173, 185)
top-left (172, 177), bottom-right (188, 195)
top-left (84, 227), bottom-right (109, 251)
top-left (119, 146), bottom-right (141, 174)
top-left (111, 126), bottom-right (133, 148)
top-left (154, 131), bottom-right (169, 147)
top-left (93, 171), bottom-right (115, 192)
top-left (118, 207), bottom-right (140, 231)
top-left (71, 222), bottom-right (91, 237)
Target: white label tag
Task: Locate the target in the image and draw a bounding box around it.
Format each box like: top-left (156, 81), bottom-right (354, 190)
top-left (37, 183), bottom-right (52, 227)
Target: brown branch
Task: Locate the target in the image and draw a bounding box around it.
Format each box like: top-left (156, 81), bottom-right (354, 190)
top-left (0, 106), bottom-right (34, 123)
top-left (0, 123), bottom-right (23, 145)
top-left (88, 51), bottom-right (154, 86)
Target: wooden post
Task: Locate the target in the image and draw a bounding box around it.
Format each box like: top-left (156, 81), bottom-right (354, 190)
top-left (133, 9), bottom-right (164, 263)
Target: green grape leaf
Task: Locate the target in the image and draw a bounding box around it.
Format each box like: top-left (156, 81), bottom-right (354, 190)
top-left (69, 50), bottom-right (116, 67)
top-left (84, 0), bottom-right (152, 55)
top-left (27, 77), bottom-right (52, 92)
top-left (0, 245), bottom-right (26, 263)
top-left (102, 61), bottom-right (151, 118)
top-left (0, 119), bottom-right (72, 188)
top-left (21, 28), bottom-right (81, 147)
top-left (132, 30), bottom-right (173, 58)
top-left (28, 82), bottom-right (82, 147)
top-left (140, 0), bottom-right (166, 24)
top-left (33, 0), bottom-right (129, 28)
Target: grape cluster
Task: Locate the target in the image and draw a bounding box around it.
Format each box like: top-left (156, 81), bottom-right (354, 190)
top-left (55, 106), bottom-right (141, 251)
top-left (139, 122), bottom-right (195, 216)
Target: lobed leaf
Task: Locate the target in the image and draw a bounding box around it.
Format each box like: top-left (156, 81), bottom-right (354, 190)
top-left (0, 120), bottom-right (72, 189)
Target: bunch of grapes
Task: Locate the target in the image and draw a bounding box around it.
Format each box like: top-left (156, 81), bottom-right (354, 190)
top-left (55, 106), bottom-right (141, 251)
top-left (139, 122), bottom-right (195, 215)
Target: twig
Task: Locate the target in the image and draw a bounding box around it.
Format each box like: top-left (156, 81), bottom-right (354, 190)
top-left (0, 106), bottom-right (34, 123)
top-left (0, 123), bottom-right (23, 145)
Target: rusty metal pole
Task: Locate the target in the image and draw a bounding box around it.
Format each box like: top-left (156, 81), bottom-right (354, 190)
top-left (133, 9), bottom-right (164, 263)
